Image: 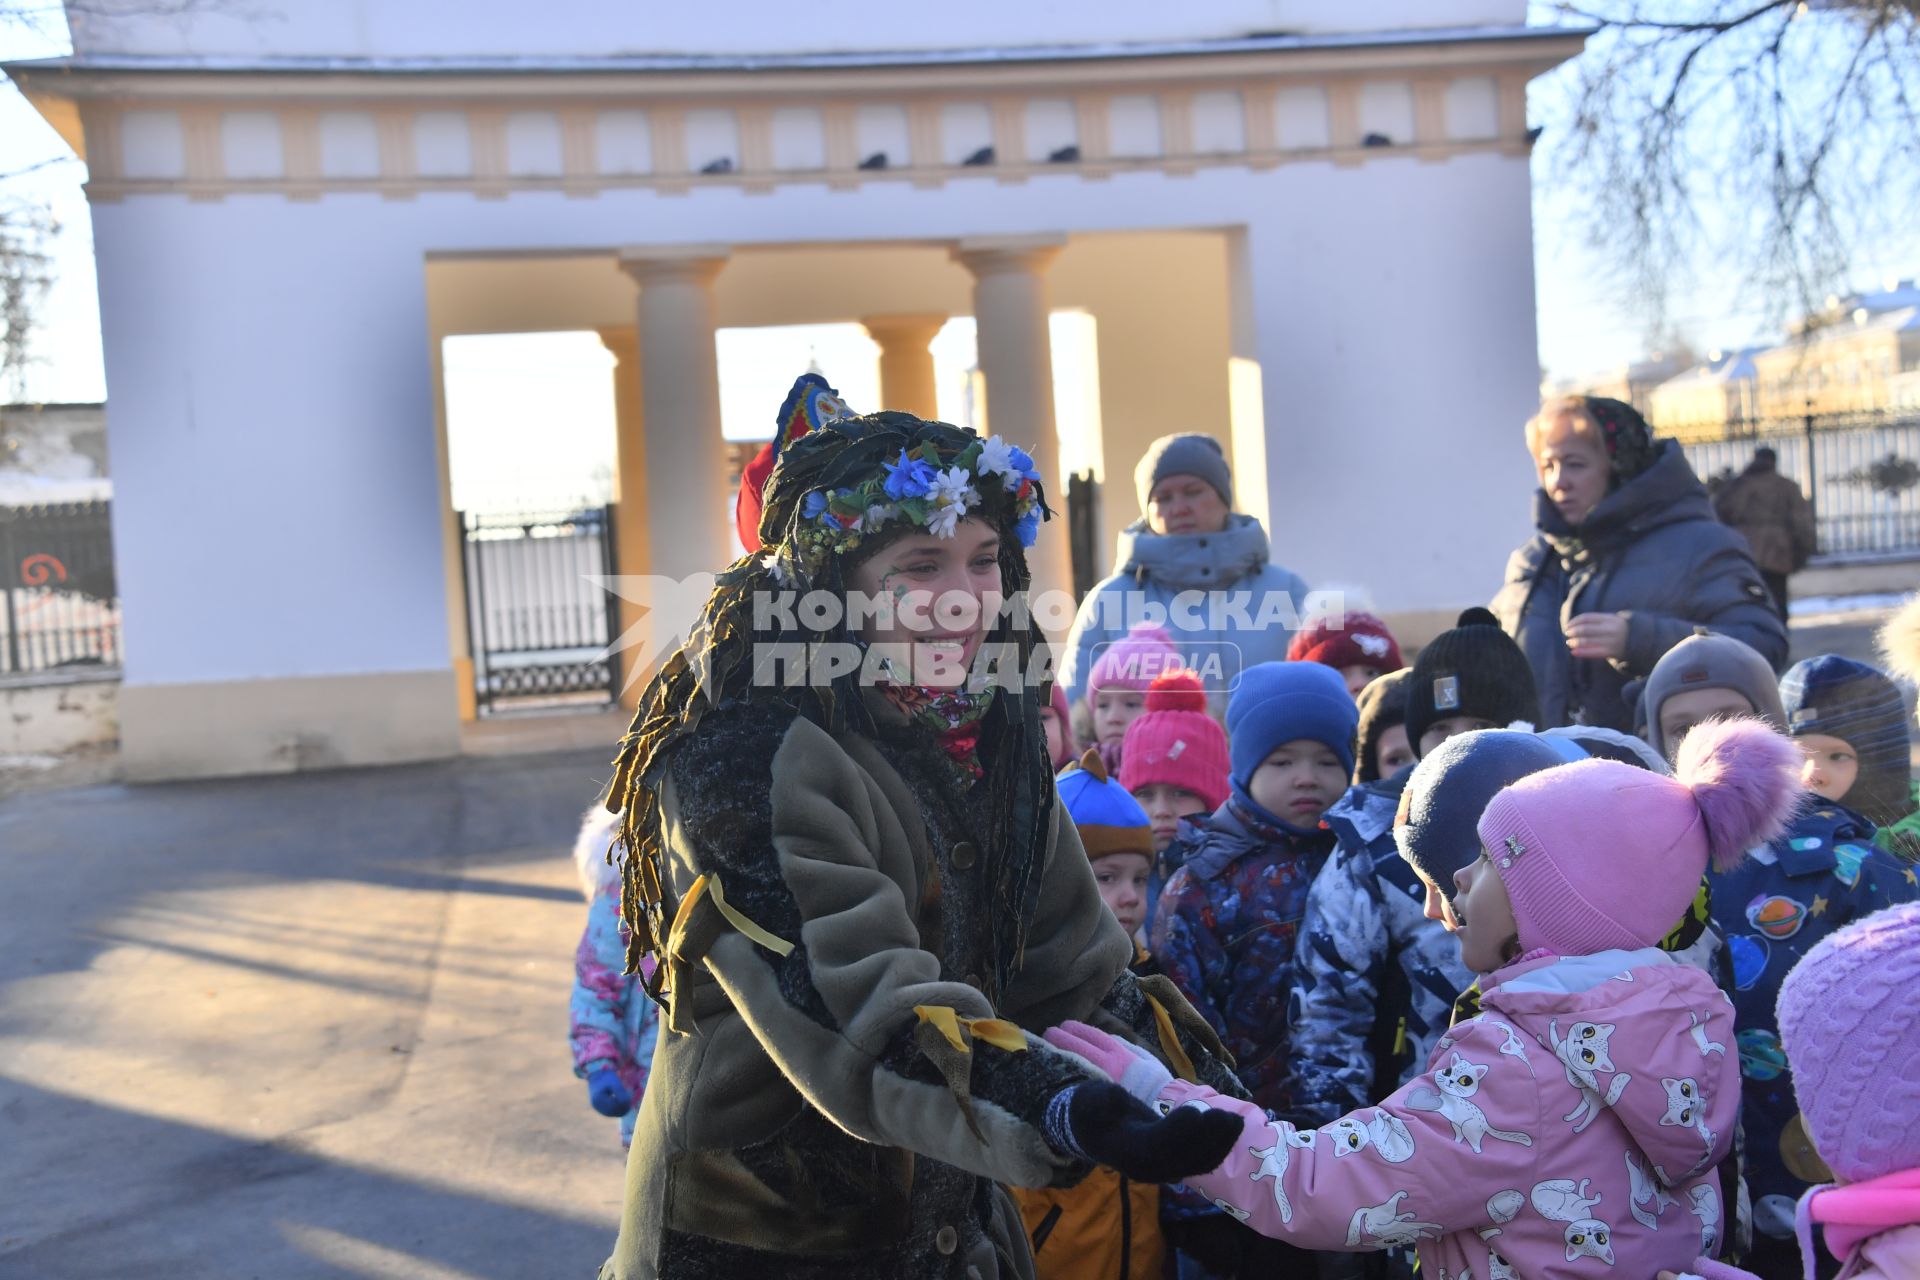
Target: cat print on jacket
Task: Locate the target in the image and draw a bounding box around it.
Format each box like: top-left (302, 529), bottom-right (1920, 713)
top-left (1687, 1009), bottom-right (1726, 1058)
top-left (1096, 948), bottom-right (1742, 1279)
top-left (1326, 1108), bottom-right (1418, 1163)
top-left (1658, 1076), bottom-right (1717, 1159)
top-left (1347, 1191), bottom-right (1444, 1248)
top-left (1687, 1182), bottom-right (1722, 1256)
top-left (1248, 1120), bottom-right (1317, 1222)
top-left (1531, 1178), bottom-right (1616, 1265)
top-left (1549, 1019), bottom-right (1634, 1134)
top-left (1623, 1149), bottom-right (1675, 1230)
top-left (1407, 1052), bottom-right (1534, 1154)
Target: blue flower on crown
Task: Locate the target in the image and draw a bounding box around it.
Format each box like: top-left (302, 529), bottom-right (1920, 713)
top-left (1014, 507), bottom-right (1041, 548)
top-left (883, 449), bottom-right (939, 501)
top-left (1009, 444), bottom-right (1038, 479)
top-left (802, 490), bottom-right (830, 521)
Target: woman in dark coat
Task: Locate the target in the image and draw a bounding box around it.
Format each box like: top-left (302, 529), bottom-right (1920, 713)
top-left (597, 410), bottom-right (1240, 1280)
top-left (1491, 395), bottom-right (1787, 731)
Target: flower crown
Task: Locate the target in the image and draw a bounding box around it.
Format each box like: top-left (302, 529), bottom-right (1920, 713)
top-left (791, 433), bottom-right (1042, 568)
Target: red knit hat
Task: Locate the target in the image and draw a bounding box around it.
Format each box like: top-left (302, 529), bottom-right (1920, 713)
top-left (1119, 670), bottom-right (1231, 812)
top-left (1286, 609), bottom-right (1404, 675)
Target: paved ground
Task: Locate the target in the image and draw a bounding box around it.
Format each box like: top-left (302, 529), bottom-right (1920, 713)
top-left (0, 606), bottom-right (1909, 1279)
top-left (0, 747), bottom-right (629, 1279)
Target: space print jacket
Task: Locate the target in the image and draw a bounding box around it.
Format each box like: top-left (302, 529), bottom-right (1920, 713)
top-left (1153, 948), bottom-right (1741, 1280)
top-left (1708, 798), bottom-right (1920, 1241)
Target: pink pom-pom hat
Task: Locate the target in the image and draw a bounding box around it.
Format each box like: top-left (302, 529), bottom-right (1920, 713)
top-left (1476, 717), bottom-right (1803, 957)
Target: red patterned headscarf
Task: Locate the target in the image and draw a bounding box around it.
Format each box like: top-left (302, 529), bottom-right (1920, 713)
top-left (1575, 395), bottom-right (1659, 484)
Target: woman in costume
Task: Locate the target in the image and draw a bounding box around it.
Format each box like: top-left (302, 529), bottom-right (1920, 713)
top-left (597, 409), bottom-right (1243, 1280)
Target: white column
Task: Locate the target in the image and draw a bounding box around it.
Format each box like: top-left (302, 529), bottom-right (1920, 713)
top-left (596, 324), bottom-right (650, 709)
top-left (951, 235), bottom-right (1071, 617)
top-left (860, 313), bottom-right (947, 419)
top-left (616, 246), bottom-right (732, 585)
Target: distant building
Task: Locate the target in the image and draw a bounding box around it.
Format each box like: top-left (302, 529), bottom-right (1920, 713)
top-left (1543, 351), bottom-right (1694, 420)
top-left (0, 402), bottom-right (111, 504)
top-left (1647, 350), bottom-right (1761, 442)
top-left (1753, 302), bottom-right (1920, 420)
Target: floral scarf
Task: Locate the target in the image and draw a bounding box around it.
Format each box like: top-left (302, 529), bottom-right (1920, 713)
top-left (877, 682), bottom-right (998, 786)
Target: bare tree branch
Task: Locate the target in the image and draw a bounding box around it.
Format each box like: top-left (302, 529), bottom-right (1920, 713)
top-left (1540, 0), bottom-right (1920, 344)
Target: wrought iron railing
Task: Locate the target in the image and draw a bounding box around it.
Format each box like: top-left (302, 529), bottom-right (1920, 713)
top-left (1679, 410), bottom-right (1920, 556)
top-left (0, 500), bottom-right (120, 678)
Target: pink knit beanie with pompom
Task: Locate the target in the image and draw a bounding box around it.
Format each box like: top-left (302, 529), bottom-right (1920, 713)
top-left (1476, 717), bottom-right (1803, 956)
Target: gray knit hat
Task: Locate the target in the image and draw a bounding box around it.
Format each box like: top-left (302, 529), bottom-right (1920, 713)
top-left (1639, 631), bottom-right (1787, 760)
top-left (1134, 433), bottom-right (1233, 513)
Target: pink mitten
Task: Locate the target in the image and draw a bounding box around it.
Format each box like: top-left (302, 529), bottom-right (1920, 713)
top-left (1045, 1020), bottom-right (1173, 1104)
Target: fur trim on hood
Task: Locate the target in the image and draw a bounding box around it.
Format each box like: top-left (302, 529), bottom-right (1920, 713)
top-left (1880, 593), bottom-right (1920, 687)
top-left (574, 804), bottom-right (623, 900)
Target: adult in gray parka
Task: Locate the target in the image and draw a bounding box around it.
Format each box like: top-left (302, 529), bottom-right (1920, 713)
top-left (1060, 433), bottom-right (1310, 716)
top-left (1491, 395), bottom-right (1787, 731)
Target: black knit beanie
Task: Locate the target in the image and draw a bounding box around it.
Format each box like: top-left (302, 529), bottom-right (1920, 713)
top-left (1353, 668), bottom-right (1413, 785)
top-left (1403, 608), bottom-right (1541, 754)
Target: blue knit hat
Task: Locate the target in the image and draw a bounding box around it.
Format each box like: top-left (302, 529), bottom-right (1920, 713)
top-left (1056, 747), bottom-right (1155, 859)
top-left (1394, 728), bottom-right (1567, 899)
top-left (1779, 655), bottom-right (1914, 829)
top-left (1226, 661), bottom-right (1358, 785)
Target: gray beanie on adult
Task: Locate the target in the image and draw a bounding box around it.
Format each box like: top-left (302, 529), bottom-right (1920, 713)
top-left (1135, 433), bottom-right (1233, 513)
top-left (1639, 630), bottom-right (1788, 760)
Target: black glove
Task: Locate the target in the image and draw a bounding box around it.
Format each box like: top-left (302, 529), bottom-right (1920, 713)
top-left (1045, 1081), bottom-right (1243, 1184)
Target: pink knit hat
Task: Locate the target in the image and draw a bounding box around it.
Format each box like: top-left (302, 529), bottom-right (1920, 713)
top-left (1120, 670), bottom-right (1231, 812)
top-left (1087, 624), bottom-right (1183, 696)
top-left (1476, 717), bottom-right (1802, 956)
top-left (1777, 902), bottom-right (1920, 1183)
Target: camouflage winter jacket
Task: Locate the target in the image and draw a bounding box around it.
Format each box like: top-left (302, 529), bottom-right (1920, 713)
top-left (1285, 772), bottom-right (1473, 1125)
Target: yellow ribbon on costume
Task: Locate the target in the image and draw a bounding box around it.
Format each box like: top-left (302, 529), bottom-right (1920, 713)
top-left (964, 1018), bottom-right (1028, 1053)
top-left (1145, 993), bottom-right (1198, 1083)
top-left (916, 1005), bottom-right (969, 1053)
top-left (913, 1006), bottom-right (1030, 1054)
top-left (676, 872), bottom-right (796, 957)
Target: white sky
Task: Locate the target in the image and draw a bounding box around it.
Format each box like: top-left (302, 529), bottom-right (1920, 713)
top-left (4, 10), bottom-right (1914, 506)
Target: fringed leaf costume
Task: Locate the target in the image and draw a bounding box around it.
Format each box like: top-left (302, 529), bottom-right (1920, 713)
top-left (597, 407), bottom-right (1241, 1280)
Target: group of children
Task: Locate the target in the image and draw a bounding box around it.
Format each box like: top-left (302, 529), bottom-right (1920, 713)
top-left (565, 590), bottom-right (1920, 1280)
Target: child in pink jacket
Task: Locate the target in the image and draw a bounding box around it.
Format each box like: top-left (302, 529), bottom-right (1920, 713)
top-left (1663, 900), bottom-right (1920, 1280)
top-left (1046, 718), bottom-right (1801, 1280)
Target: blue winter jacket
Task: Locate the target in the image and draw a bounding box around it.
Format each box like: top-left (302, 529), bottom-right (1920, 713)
top-left (1709, 798), bottom-right (1919, 1244)
top-left (1059, 514), bottom-right (1309, 715)
top-left (1150, 795), bottom-right (1334, 1114)
top-left (1285, 771), bottom-right (1474, 1125)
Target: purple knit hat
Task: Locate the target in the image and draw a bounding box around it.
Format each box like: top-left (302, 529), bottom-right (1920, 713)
top-left (1087, 624), bottom-right (1183, 696)
top-left (1477, 718), bottom-right (1802, 956)
top-left (1776, 902), bottom-right (1920, 1183)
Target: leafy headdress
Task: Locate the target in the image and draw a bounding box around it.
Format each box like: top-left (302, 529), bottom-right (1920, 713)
top-left (608, 408), bottom-right (1056, 1007)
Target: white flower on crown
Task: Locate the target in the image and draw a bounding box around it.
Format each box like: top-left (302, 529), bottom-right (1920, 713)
top-left (865, 502), bottom-right (899, 532)
top-left (924, 467), bottom-right (980, 537)
top-left (977, 435), bottom-right (1022, 491)
top-left (761, 552), bottom-right (793, 586)
top-left (926, 500), bottom-right (967, 538)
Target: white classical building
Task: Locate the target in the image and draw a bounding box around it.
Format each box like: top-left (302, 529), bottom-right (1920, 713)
top-left (7, 1), bottom-right (1578, 780)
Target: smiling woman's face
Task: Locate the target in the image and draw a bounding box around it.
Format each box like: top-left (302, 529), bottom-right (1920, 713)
top-left (843, 518), bottom-right (1002, 689)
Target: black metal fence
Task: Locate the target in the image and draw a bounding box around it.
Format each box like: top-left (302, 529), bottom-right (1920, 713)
top-left (0, 500), bottom-right (121, 678)
top-left (1681, 410), bottom-right (1920, 557)
top-left (459, 505), bottom-right (621, 713)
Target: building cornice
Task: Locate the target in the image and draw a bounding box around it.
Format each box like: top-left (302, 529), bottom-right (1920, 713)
top-left (5, 25), bottom-right (1587, 203)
